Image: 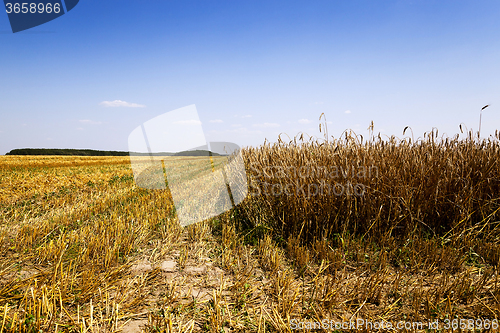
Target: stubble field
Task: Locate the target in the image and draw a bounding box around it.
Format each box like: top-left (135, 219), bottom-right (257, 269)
top-left (1, 128), bottom-right (500, 332)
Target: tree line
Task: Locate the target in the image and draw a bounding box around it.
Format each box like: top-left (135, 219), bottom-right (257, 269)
top-left (6, 148), bottom-right (222, 156)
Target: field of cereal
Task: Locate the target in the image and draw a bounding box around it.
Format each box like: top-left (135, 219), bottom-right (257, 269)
top-left (1, 127), bottom-right (500, 332)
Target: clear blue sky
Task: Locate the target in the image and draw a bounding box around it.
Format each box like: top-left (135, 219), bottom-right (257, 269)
top-left (1, 0), bottom-right (499, 154)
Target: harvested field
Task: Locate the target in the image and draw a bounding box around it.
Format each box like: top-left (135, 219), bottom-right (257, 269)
top-left (1, 127), bottom-right (500, 332)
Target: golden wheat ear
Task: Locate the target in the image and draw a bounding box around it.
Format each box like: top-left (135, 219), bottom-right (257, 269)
top-left (479, 104), bottom-right (490, 139)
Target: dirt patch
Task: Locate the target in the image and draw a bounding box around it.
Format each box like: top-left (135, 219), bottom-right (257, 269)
top-left (120, 319), bottom-right (148, 333)
top-left (130, 259), bottom-right (152, 275)
top-left (160, 259), bottom-right (177, 272)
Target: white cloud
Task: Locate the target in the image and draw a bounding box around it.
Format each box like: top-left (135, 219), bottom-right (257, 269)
top-left (173, 120), bottom-right (202, 125)
top-left (298, 119), bottom-right (312, 124)
top-left (99, 100), bottom-right (146, 108)
top-left (327, 121), bottom-right (333, 124)
top-left (241, 115), bottom-right (252, 118)
top-left (76, 127), bottom-right (84, 131)
top-left (315, 102), bottom-right (324, 105)
top-left (345, 110), bottom-right (351, 114)
top-left (79, 119), bottom-right (102, 125)
top-left (231, 124), bottom-right (242, 127)
top-left (209, 119), bottom-right (224, 123)
top-left (253, 123), bottom-right (280, 128)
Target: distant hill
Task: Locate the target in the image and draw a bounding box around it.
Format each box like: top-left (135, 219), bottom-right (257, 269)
top-left (5, 148), bottom-right (223, 156)
top-left (173, 150), bottom-right (223, 157)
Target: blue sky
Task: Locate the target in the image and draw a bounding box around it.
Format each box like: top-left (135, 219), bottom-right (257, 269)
top-left (1, 0), bottom-right (499, 154)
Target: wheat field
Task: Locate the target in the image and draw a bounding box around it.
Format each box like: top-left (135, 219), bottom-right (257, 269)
top-left (0, 126), bottom-right (500, 332)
